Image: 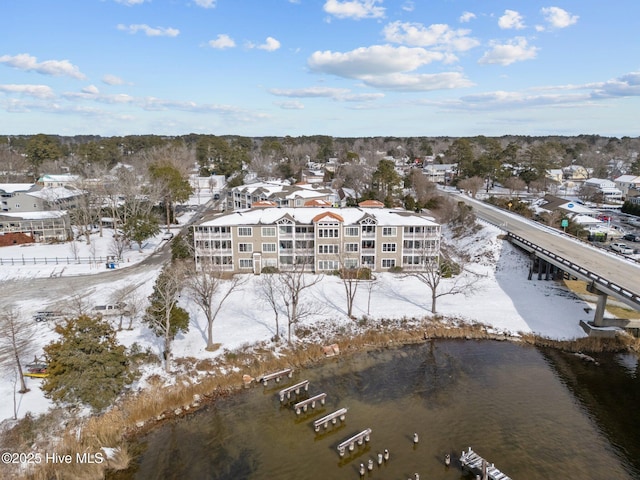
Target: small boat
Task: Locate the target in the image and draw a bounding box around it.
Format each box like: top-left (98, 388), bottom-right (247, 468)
top-left (24, 359), bottom-right (48, 378)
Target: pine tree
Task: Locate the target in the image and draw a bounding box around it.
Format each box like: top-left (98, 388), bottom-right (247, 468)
top-left (42, 315), bottom-right (133, 411)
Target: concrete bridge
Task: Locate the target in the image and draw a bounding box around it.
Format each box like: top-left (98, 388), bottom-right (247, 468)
top-left (456, 194), bottom-right (640, 335)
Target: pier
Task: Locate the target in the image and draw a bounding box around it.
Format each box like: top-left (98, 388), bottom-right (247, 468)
top-left (460, 447), bottom-right (511, 480)
top-left (312, 407), bottom-right (348, 432)
top-left (336, 428), bottom-right (372, 457)
top-left (293, 393), bottom-right (326, 414)
top-left (259, 368), bottom-right (293, 386)
top-left (278, 380), bottom-right (309, 402)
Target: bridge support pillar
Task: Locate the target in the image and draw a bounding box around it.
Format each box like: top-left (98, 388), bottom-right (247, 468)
top-left (586, 282), bottom-right (608, 328)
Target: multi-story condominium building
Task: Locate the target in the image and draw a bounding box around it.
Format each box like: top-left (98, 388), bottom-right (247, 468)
top-left (193, 206), bottom-right (441, 274)
top-left (226, 181), bottom-right (341, 210)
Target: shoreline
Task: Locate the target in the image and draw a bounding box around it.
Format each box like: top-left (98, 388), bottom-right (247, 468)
top-left (5, 316), bottom-right (639, 480)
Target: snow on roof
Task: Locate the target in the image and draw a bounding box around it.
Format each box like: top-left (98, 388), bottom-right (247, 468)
top-left (0, 183), bottom-right (35, 193)
top-left (0, 210), bottom-right (68, 220)
top-left (199, 207), bottom-right (438, 227)
top-left (26, 187), bottom-right (83, 201)
top-left (38, 174), bottom-right (80, 183)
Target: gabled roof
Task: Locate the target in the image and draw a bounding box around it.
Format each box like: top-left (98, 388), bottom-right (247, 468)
top-left (358, 199), bottom-right (384, 208)
top-left (304, 199), bottom-right (332, 207)
top-left (312, 211), bottom-right (344, 223)
top-left (251, 200), bottom-right (278, 208)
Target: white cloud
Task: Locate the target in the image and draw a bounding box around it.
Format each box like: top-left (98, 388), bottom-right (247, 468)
top-left (208, 34), bottom-right (236, 49)
top-left (323, 0), bottom-right (385, 20)
top-left (479, 37), bottom-right (538, 66)
top-left (383, 21), bottom-right (479, 52)
top-left (357, 72), bottom-right (474, 91)
top-left (102, 74), bottom-right (126, 86)
top-left (498, 10), bottom-right (525, 30)
top-left (459, 11), bottom-right (476, 23)
top-left (0, 53), bottom-right (86, 80)
top-left (114, 0), bottom-right (147, 5)
top-left (308, 45), bottom-right (445, 78)
top-left (194, 0), bottom-right (216, 8)
top-left (540, 7), bottom-right (578, 29)
top-left (590, 72), bottom-right (640, 98)
top-left (257, 37), bottom-right (281, 52)
top-left (270, 86), bottom-right (351, 98)
top-left (402, 1), bottom-right (415, 12)
top-left (0, 84), bottom-right (55, 98)
top-left (276, 100), bottom-right (304, 109)
top-left (270, 86), bottom-right (385, 102)
top-left (307, 45), bottom-right (474, 91)
top-left (117, 24), bottom-right (180, 37)
top-left (81, 85), bottom-right (100, 95)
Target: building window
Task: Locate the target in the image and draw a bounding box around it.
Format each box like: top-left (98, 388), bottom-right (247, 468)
top-left (262, 243), bottom-right (276, 253)
top-left (279, 240), bottom-right (293, 250)
top-left (344, 226), bottom-right (359, 236)
top-left (361, 240), bottom-right (375, 250)
top-left (318, 260), bottom-right (339, 270)
top-left (344, 258), bottom-right (358, 268)
top-left (238, 243), bottom-right (253, 253)
top-left (345, 243), bottom-right (358, 252)
top-left (238, 227), bottom-right (252, 236)
top-left (318, 244), bottom-right (339, 254)
top-left (382, 227), bottom-right (397, 236)
top-left (262, 227), bottom-right (276, 237)
top-left (214, 240), bottom-right (231, 249)
top-left (361, 255), bottom-right (375, 266)
top-left (318, 228), bottom-right (339, 238)
top-left (382, 243), bottom-right (396, 252)
top-left (362, 225), bottom-right (375, 234)
top-left (382, 258), bottom-right (396, 268)
top-left (239, 259), bottom-right (253, 269)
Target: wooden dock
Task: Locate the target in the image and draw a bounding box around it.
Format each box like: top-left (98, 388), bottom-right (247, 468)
top-left (460, 447), bottom-right (512, 480)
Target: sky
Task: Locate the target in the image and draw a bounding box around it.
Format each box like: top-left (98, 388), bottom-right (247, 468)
top-left (1, 1), bottom-right (639, 138)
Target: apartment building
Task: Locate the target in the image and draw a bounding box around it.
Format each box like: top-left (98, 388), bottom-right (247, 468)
top-left (193, 207), bottom-right (441, 274)
top-left (226, 181), bottom-right (341, 210)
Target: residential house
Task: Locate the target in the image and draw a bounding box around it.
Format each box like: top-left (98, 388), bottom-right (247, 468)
top-left (422, 164), bottom-right (456, 184)
top-left (193, 207), bottom-right (441, 274)
top-left (0, 211), bottom-right (72, 243)
top-left (37, 174), bottom-right (80, 188)
top-left (583, 178), bottom-right (623, 201)
top-left (226, 181), bottom-right (341, 210)
top-left (614, 174), bottom-right (640, 199)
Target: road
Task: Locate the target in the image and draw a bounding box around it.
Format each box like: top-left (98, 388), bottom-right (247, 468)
top-left (456, 194), bottom-right (640, 300)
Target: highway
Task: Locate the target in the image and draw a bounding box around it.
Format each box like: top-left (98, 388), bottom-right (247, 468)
top-left (455, 194), bottom-right (640, 305)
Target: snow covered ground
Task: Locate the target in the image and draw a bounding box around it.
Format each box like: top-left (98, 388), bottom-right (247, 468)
top-left (0, 210), bottom-right (598, 427)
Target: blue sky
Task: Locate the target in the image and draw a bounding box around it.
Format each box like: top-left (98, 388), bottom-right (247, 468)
top-left (1, 0), bottom-right (639, 137)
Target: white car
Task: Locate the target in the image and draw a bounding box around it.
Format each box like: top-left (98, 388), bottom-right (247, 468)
top-left (609, 242), bottom-right (634, 255)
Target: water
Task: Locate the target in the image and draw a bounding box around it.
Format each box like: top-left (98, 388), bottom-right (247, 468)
top-left (113, 340), bottom-right (640, 479)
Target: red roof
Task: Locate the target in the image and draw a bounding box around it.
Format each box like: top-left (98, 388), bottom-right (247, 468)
top-left (358, 199), bottom-right (384, 208)
top-left (312, 211), bottom-right (344, 223)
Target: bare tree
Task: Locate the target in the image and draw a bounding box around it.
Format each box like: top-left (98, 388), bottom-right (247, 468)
top-left (0, 306), bottom-right (36, 401)
top-left (364, 274), bottom-right (378, 317)
top-left (109, 282), bottom-right (143, 330)
top-left (457, 176), bottom-right (485, 198)
top-left (278, 262), bottom-right (323, 343)
top-left (406, 251), bottom-right (480, 314)
top-left (259, 272), bottom-right (283, 340)
top-left (337, 250), bottom-right (368, 318)
top-left (144, 262), bottom-right (189, 372)
top-left (504, 176), bottom-right (526, 197)
top-left (186, 262), bottom-right (248, 351)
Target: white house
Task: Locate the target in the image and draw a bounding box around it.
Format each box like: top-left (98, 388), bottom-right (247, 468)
top-left (614, 174), bottom-right (640, 199)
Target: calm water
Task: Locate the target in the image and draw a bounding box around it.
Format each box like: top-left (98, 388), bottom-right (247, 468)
top-left (113, 340), bottom-right (640, 480)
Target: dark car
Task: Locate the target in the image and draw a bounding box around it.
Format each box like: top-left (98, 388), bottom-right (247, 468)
top-left (623, 233), bottom-right (640, 242)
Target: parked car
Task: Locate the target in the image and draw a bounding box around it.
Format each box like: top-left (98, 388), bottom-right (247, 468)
top-left (609, 242), bottom-right (634, 255)
top-left (162, 231), bottom-right (174, 241)
top-left (623, 233), bottom-right (640, 242)
top-left (33, 311), bottom-right (64, 322)
top-left (92, 303), bottom-right (129, 317)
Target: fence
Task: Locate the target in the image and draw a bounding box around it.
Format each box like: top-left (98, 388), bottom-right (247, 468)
top-left (0, 256), bottom-right (116, 266)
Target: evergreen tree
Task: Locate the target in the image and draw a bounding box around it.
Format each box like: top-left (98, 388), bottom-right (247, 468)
top-left (42, 315), bottom-right (133, 411)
